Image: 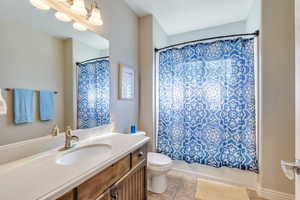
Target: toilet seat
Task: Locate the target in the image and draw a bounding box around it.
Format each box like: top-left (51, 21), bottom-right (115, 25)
top-left (148, 152), bottom-right (172, 167)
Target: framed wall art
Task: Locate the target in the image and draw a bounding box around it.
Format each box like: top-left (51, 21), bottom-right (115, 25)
top-left (118, 63), bottom-right (135, 100)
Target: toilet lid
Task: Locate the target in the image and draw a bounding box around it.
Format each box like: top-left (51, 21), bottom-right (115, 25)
top-left (148, 152), bottom-right (172, 166)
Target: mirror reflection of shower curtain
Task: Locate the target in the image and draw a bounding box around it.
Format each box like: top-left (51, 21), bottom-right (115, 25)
top-left (77, 60), bottom-right (110, 129)
top-left (156, 38), bottom-right (258, 172)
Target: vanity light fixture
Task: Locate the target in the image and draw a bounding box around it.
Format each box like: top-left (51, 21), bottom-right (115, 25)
top-left (55, 12), bottom-right (72, 22)
top-left (30, 0), bottom-right (104, 33)
top-left (71, 0), bottom-right (88, 17)
top-left (89, 7), bottom-right (103, 26)
top-left (73, 22), bottom-right (87, 31)
top-left (30, 0), bottom-right (50, 10)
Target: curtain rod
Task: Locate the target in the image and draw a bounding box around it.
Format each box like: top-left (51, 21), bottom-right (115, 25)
top-left (76, 56), bottom-right (109, 66)
top-left (155, 30), bottom-right (260, 52)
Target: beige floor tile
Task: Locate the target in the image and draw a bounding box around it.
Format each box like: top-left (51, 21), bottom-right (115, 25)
top-left (148, 173), bottom-right (268, 200)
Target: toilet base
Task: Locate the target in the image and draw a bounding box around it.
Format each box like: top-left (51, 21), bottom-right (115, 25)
top-left (149, 174), bottom-right (167, 194)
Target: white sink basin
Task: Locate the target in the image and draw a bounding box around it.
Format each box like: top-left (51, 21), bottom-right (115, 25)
top-left (56, 144), bottom-right (112, 166)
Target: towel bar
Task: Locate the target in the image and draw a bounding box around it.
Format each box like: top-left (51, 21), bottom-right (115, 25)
top-left (4, 88), bottom-right (58, 94)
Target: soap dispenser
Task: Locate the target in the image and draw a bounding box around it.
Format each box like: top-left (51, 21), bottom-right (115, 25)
top-left (0, 89), bottom-right (7, 115)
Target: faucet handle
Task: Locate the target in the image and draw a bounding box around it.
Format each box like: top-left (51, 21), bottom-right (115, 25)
top-left (65, 126), bottom-right (72, 134)
top-left (51, 125), bottom-right (59, 136)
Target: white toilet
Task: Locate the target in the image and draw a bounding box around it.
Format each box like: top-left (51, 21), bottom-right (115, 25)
top-left (147, 152), bottom-right (173, 193)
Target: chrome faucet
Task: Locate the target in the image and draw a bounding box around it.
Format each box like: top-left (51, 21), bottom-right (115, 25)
top-left (51, 125), bottom-right (59, 136)
top-left (64, 126), bottom-right (79, 149)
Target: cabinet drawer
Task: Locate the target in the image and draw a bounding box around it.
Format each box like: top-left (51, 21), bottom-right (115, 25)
top-left (131, 145), bottom-right (147, 168)
top-left (78, 155), bottom-right (130, 200)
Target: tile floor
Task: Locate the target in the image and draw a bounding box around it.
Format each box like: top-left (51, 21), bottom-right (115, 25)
top-left (148, 171), bottom-right (267, 200)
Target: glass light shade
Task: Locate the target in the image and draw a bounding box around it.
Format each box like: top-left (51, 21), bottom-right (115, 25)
top-left (55, 12), bottom-right (71, 22)
top-left (30, 0), bottom-right (50, 10)
top-left (88, 8), bottom-right (103, 26)
top-left (73, 22), bottom-right (87, 31)
top-left (71, 0), bottom-right (87, 16)
top-left (0, 89), bottom-right (7, 115)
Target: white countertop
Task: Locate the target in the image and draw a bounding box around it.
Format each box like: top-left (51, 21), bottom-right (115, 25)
top-left (0, 132), bottom-right (149, 200)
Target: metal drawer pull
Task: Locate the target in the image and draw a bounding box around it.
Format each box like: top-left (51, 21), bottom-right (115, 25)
top-left (138, 152), bottom-right (144, 158)
top-left (111, 187), bottom-right (118, 200)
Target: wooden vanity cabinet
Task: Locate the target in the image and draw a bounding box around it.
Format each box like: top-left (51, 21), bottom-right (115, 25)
top-left (57, 144), bottom-right (147, 200)
top-left (57, 191), bottom-right (74, 200)
top-left (110, 162), bottom-right (147, 200)
top-left (77, 155), bottom-right (131, 200)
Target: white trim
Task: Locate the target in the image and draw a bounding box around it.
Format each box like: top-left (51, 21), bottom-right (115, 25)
top-left (154, 51), bottom-right (160, 151)
top-left (257, 187), bottom-right (295, 200)
top-left (254, 36), bottom-right (260, 163)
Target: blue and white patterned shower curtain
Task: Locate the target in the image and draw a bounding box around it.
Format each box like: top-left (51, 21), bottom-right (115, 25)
top-left (158, 38), bottom-right (258, 172)
top-left (77, 60), bottom-right (110, 129)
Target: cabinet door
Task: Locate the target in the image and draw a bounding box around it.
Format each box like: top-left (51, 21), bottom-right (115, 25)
top-left (111, 162), bottom-right (147, 200)
top-left (78, 155), bottom-right (131, 200)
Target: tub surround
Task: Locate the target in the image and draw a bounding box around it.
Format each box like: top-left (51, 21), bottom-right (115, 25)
top-left (0, 132), bottom-right (149, 200)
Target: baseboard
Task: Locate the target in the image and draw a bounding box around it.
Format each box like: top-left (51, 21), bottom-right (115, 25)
top-left (257, 187), bottom-right (295, 200)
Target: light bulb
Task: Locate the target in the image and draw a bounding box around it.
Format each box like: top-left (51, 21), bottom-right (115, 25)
top-left (30, 0), bottom-right (50, 10)
top-left (73, 22), bottom-right (87, 31)
top-left (71, 0), bottom-right (87, 16)
top-left (88, 8), bottom-right (103, 26)
top-left (55, 12), bottom-right (71, 22)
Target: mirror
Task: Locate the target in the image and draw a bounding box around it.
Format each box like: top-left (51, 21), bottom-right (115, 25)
top-left (0, 0), bottom-right (110, 146)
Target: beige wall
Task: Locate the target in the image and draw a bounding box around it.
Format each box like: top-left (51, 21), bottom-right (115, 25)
top-left (63, 39), bottom-right (74, 130)
top-left (139, 15), bottom-right (169, 150)
top-left (139, 15), bottom-right (155, 149)
top-left (0, 19), bottom-right (65, 146)
top-left (260, 0), bottom-right (295, 194)
top-left (98, 0), bottom-right (139, 133)
top-left (296, 0), bottom-right (300, 198)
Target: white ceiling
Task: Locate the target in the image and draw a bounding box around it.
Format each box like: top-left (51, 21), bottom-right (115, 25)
top-left (125, 0), bottom-right (255, 35)
top-left (0, 0), bottom-right (109, 50)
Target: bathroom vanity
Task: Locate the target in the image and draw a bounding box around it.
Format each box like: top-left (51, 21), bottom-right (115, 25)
top-left (0, 132), bottom-right (149, 200)
top-left (58, 144), bottom-right (147, 200)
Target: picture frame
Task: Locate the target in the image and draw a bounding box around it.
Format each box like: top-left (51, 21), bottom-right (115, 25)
top-left (118, 63), bottom-right (135, 100)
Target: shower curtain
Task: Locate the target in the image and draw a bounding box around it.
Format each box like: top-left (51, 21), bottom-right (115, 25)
top-left (77, 60), bottom-right (110, 129)
top-left (157, 38), bottom-right (258, 172)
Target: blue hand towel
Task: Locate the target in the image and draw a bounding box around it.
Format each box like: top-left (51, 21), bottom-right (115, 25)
top-left (14, 89), bottom-right (34, 124)
top-left (40, 90), bottom-right (54, 121)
